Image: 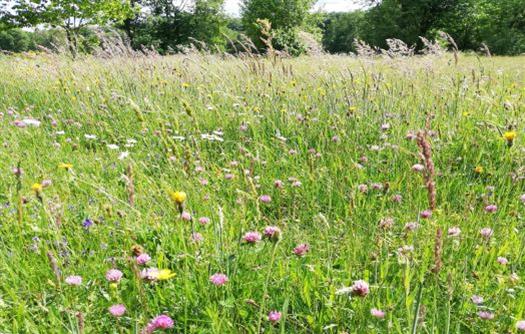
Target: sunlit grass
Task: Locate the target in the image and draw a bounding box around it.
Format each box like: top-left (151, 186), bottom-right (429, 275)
top-left (0, 53), bottom-right (524, 333)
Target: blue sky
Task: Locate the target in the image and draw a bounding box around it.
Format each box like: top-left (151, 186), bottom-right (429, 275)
top-left (224, 0), bottom-right (362, 16)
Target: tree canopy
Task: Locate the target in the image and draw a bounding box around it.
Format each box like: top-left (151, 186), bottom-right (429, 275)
top-left (0, 0), bottom-right (523, 55)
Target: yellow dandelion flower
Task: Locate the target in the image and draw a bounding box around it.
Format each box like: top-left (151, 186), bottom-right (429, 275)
top-left (474, 166), bottom-right (483, 174)
top-left (169, 191), bottom-right (187, 204)
top-left (58, 163), bottom-right (73, 169)
top-left (157, 269), bottom-right (176, 280)
top-left (31, 183), bottom-right (43, 193)
top-left (503, 131), bottom-right (517, 142)
top-left (182, 82), bottom-right (190, 88)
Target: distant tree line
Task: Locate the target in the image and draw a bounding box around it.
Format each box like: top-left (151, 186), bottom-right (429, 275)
top-left (323, 0), bottom-right (525, 55)
top-left (0, 0), bottom-right (523, 56)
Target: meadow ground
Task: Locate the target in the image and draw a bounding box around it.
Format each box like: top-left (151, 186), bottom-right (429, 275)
top-left (0, 53), bottom-right (525, 333)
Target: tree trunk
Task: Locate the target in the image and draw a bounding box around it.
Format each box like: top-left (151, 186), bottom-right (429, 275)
top-left (64, 28), bottom-right (77, 58)
top-left (123, 0), bottom-right (137, 45)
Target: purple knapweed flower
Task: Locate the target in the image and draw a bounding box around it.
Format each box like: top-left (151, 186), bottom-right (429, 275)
top-left (140, 268), bottom-right (160, 281)
top-left (191, 232), bottom-right (204, 243)
top-left (243, 231), bottom-right (262, 244)
top-left (478, 311), bottom-right (494, 320)
top-left (136, 253), bottom-right (151, 265)
top-left (448, 227), bottom-right (461, 237)
top-left (391, 194), bottom-right (402, 203)
top-left (65, 275), bottom-right (82, 286)
top-left (480, 227), bottom-right (493, 239)
top-left (471, 295), bottom-right (484, 305)
top-left (259, 195), bottom-right (271, 203)
top-left (210, 273), bottom-right (228, 286)
top-left (181, 211), bottom-right (191, 221)
top-left (145, 315), bottom-right (174, 333)
top-left (420, 210), bottom-right (432, 219)
top-left (351, 280), bottom-right (370, 297)
top-left (198, 216), bottom-right (210, 225)
top-left (411, 164), bottom-right (425, 172)
top-left (263, 226), bottom-right (281, 241)
top-left (370, 308), bottom-right (385, 318)
top-left (404, 222), bottom-right (419, 231)
top-left (105, 269), bottom-right (123, 282)
top-left (12, 167), bottom-right (23, 176)
top-left (268, 311), bottom-right (282, 324)
top-left (485, 204), bottom-right (497, 213)
top-left (108, 304), bottom-right (126, 317)
top-left (293, 243), bottom-right (309, 257)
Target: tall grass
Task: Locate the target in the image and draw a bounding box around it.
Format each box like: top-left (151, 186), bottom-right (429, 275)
top-left (0, 53), bottom-right (524, 333)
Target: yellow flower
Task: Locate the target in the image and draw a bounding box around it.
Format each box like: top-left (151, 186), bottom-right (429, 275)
top-left (58, 163), bottom-right (73, 169)
top-left (31, 183), bottom-right (43, 193)
top-left (474, 166), bottom-right (484, 174)
top-left (182, 82), bottom-right (190, 88)
top-left (157, 269), bottom-right (176, 280)
top-left (169, 191), bottom-right (187, 204)
top-left (503, 131), bottom-right (517, 142)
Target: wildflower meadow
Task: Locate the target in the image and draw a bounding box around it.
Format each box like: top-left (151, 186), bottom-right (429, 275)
top-left (1, 53), bottom-right (525, 333)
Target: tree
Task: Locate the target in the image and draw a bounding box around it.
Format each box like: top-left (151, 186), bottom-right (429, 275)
top-left (128, 0), bottom-right (226, 53)
top-left (0, 28), bottom-right (34, 52)
top-left (359, 0), bottom-right (461, 49)
top-left (362, 0), bottom-right (525, 55)
top-left (241, 0), bottom-right (315, 54)
top-left (190, 0), bottom-right (226, 49)
top-left (1, 0), bottom-right (135, 55)
top-left (322, 11), bottom-right (366, 53)
top-left (477, 0), bottom-right (525, 55)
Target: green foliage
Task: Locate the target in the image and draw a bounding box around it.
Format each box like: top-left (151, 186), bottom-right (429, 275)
top-left (0, 26), bottom-right (98, 53)
top-left (322, 0), bottom-right (525, 55)
top-left (322, 11), bottom-right (366, 53)
top-left (9, 0), bottom-right (133, 27)
top-left (128, 0), bottom-right (227, 53)
top-left (476, 0), bottom-right (525, 55)
top-left (2, 0), bottom-right (134, 55)
top-left (0, 28), bottom-right (34, 52)
top-left (359, 0), bottom-right (455, 49)
top-left (0, 0), bottom-right (523, 55)
top-left (272, 28), bottom-right (306, 56)
top-left (191, 0), bottom-right (228, 50)
top-left (241, 0), bottom-right (315, 52)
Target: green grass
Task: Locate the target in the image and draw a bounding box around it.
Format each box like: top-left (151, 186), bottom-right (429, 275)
top-left (0, 53), bottom-right (524, 333)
